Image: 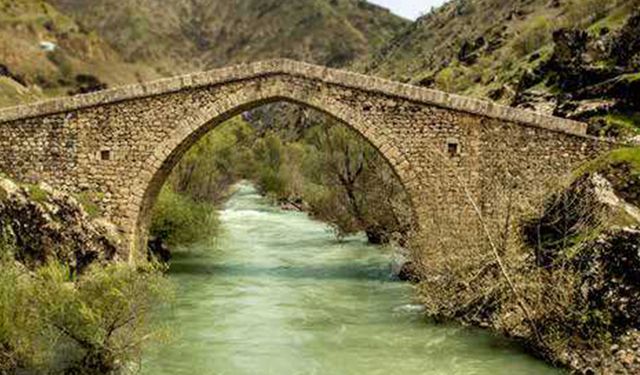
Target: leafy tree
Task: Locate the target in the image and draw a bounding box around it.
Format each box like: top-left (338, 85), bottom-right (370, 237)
top-left (302, 125), bottom-right (413, 243)
top-left (149, 186), bottom-right (218, 248)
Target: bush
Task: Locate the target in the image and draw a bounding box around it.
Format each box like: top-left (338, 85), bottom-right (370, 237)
top-left (301, 125), bottom-right (413, 243)
top-left (252, 134), bottom-right (290, 199)
top-left (512, 17), bottom-right (552, 57)
top-left (169, 117), bottom-right (255, 204)
top-left (0, 256), bottom-right (172, 375)
top-left (35, 262), bottom-right (172, 374)
top-left (0, 261), bottom-right (45, 373)
top-left (149, 186), bottom-right (218, 247)
top-left (563, 0), bottom-right (612, 27)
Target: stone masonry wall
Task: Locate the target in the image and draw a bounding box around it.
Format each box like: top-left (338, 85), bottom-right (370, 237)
top-left (0, 59), bottom-right (614, 261)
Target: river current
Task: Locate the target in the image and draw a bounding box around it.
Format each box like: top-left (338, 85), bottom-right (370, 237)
top-left (141, 182), bottom-right (561, 375)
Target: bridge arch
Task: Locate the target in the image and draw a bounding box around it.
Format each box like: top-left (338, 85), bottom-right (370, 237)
top-left (128, 78), bottom-right (420, 259)
top-left (0, 59), bottom-right (611, 263)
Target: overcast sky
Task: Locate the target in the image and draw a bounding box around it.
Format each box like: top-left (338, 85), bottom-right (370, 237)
top-left (368, 0), bottom-right (446, 20)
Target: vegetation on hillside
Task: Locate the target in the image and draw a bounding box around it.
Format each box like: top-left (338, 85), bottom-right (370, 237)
top-left (48, 0), bottom-right (409, 75)
top-left (0, 0), bottom-right (157, 107)
top-left (412, 146), bottom-right (640, 372)
top-left (366, 0), bottom-right (640, 139)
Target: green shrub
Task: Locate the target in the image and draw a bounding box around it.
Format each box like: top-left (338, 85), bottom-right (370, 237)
top-left (149, 186), bottom-right (219, 247)
top-left (26, 184), bottom-right (49, 203)
top-left (252, 134), bottom-right (290, 199)
top-left (433, 65), bottom-right (475, 94)
top-left (75, 190), bottom-right (105, 218)
top-left (512, 17), bottom-right (552, 57)
top-left (169, 117), bottom-right (255, 203)
top-left (564, 0), bottom-right (613, 27)
top-left (0, 256), bottom-right (172, 375)
top-left (0, 260), bottom-right (46, 373)
top-left (34, 262), bottom-right (172, 374)
top-left (434, 67), bottom-right (456, 92)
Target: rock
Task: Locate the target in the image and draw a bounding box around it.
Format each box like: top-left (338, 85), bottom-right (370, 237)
top-left (147, 236), bottom-right (171, 263)
top-left (570, 74), bottom-right (640, 109)
top-left (555, 98), bottom-right (616, 120)
top-left (0, 176), bottom-right (123, 273)
top-left (611, 11), bottom-right (640, 69)
top-left (458, 37), bottom-right (485, 65)
top-left (599, 161), bottom-right (640, 210)
top-left (522, 172), bottom-right (631, 267)
top-left (69, 74), bottom-right (108, 95)
top-left (512, 90), bottom-right (557, 115)
top-left (365, 227), bottom-right (387, 244)
top-left (39, 41), bottom-right (57, 52)
top-left (397, 261), bottom-right (421, 283)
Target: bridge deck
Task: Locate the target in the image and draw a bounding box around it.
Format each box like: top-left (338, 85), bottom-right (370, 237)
top-left (0, 59), bottom-right (587, 136)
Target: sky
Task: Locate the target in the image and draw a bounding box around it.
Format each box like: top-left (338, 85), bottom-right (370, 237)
top-left (368, 0), bottom-right (446, 20)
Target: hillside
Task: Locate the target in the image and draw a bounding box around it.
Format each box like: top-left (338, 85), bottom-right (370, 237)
top-left (366, 0), bottom-right (640, 139)
top-left (48, 0), bottom-right (409, 75)
top-left (0, 0), bottom-right (158, 107)
top-left (0, 0), bottom-right (407, 108)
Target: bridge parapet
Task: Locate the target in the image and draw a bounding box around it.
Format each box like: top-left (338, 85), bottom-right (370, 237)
top-left (0, 59), bottom-right (587, 136)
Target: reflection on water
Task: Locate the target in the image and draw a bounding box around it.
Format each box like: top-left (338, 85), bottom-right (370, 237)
top-left (141, 183), bottom-right (562, 375)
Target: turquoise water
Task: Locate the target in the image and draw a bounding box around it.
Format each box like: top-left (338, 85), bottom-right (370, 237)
top-left (141, 183), bottom-right (562, 375)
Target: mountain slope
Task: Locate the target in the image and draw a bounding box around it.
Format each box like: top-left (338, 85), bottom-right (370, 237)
top-left (0, 0), bottom-right (158, 107)
top-left (365, 0), bottom-right (640, 138)
top-left (49, 0), bottom-right (409, 74)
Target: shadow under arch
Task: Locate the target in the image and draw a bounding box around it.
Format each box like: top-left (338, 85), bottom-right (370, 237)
top-left (126, 79), bottom-right (421, 261)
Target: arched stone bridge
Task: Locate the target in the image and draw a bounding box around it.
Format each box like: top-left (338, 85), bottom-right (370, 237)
top-left (0, 59), bottom-right (612, 261)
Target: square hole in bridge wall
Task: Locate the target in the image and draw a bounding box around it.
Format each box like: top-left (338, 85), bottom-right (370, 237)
top-left (100, 150), bottom-right (111, 161)
top-left (446, 139), bottom-right (460, 158)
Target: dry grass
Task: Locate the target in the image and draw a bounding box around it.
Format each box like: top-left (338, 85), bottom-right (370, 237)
top-left (407, 141), bottom-right (633, 369)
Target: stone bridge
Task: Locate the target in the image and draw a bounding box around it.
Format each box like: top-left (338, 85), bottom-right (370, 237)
top-left (0, 59), bottom-right (612, 261)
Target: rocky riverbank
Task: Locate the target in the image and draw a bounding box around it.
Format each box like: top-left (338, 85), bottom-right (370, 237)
top-left (0, 175), bottom-right (123, 272)
top-left (411, 149), bottom-right (640, 374)
top-left (0, 174), bottom-right (171, 375)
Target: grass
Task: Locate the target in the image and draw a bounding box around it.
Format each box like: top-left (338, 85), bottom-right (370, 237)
top-left (576, 147), bottom-right (640, 177)
top-left (589, 112), bottom-right (640, 138)
top-left (0, 78), bottom-right (42, 108)
top-left (602, 147), bottom-right (640, 171)
top-left (625, 72), bottom-right (640, 83)
top-left (75, 191), bottom-right (104, 219)
top-left (586, 3), bottom-right (635, 35)
top-left (25, 184), bottom-right (48, 203)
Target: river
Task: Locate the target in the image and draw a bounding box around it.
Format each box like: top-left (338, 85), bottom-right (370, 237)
top-left (141, 182), bottom-right (562, 375)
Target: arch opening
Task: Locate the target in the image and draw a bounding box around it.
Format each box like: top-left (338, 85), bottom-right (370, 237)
top-left (128, 91), bottom-right (421, 261)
